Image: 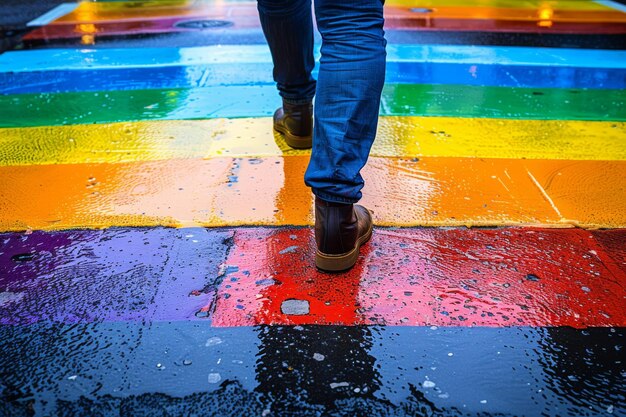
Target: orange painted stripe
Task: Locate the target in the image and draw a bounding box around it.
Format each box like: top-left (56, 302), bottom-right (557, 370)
top-left (525, 160), bottom-right (626, 228)
top-left (52, 2), bottom-right (626, 24)
top-left (1, 157), bottom-right (624, 232)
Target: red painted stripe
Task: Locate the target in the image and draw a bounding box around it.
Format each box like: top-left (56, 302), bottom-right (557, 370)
top-left (22, 17), bottom-right (258, 40)
top-left (23, 16), bottom-right (626, 41)
top-left (592, 229), bottom-right (626, 277)
top-left (211, 228), bottom-right (626, 328)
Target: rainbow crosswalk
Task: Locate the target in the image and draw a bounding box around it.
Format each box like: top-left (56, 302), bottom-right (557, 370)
top-left (0, 0), bottom-right (625, 415)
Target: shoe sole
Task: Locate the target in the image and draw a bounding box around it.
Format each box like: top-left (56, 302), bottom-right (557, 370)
top-left (274, 124), bottom-right (312, 149)
top-left (315, 220), bottom-right (373, 272)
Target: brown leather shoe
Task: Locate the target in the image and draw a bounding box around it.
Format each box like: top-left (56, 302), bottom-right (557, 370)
top-left (273, 100), bottom-right (313, 149)
top-left (314, 197), bottom-right (373, 272)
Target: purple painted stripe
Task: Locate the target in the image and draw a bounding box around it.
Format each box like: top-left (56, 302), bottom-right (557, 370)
top-left (0, 228), bottom-right (231, 325)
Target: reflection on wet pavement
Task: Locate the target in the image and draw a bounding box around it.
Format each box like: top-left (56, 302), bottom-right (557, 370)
top-left (0, 0), bottom-right (625, 415)
top-left (1, 324), bottom-right (623, 416)
top-left (1, 226), bottom-right (624, 415)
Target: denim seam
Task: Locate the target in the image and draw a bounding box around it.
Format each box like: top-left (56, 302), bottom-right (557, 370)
top-left (313, 190), bottom-right (358, 204)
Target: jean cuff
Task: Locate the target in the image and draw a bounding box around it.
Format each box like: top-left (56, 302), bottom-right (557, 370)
top-left (313, 190), bottom-right (358, 204)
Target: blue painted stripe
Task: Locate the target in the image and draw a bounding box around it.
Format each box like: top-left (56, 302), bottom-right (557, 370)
top-left (0, 322), bottom-right (623, 416)
top-left (2, 44), bottom-right (626, 73)
top-left (1, 62), bottom-right (624, 95)
top-left (594, 0), bottom-right (626, 13)
top-left (26, 2), bottom-right (78, 26)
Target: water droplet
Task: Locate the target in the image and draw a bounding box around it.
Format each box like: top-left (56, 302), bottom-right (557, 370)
top-left (279, 245), bottom-right (298, 254)
top-left (205, 337), bottom-right (223, 347)
top-left (423, 380), bottom-right (436, 388)
top-left (208, 373), bottom-right (221, 384)
top-left (11, 253), bottom-right (34, 262)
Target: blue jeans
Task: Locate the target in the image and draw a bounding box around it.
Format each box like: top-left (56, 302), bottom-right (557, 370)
top-left (257, 0), bottom-right (386, 204)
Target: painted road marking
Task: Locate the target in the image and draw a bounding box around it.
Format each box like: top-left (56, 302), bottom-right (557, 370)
top-left (44, 0), bottom-right (622, 21)
top-left (3, 62), bottom-right (624, 95)
top-left (2, 227), bottom-right (623, 327)
top-left (0, 322), bottom-right (622, 416)
top-left (212, 228), bottom-right (626, 328)
top-left (1, 227), bottom-right (624, 327)
top-left (383, 6), bottom-right (626, 22)
top-left (594, 0), bottom-right (626, 13)
top-left (22, 3), bottom-right (626, 41)
top-left (1, 157), bottom-right (625, 231)
top-left (1, 85), bottom-right (624, 128)
top-left (525, 160), bottom-right (626, 228)
top-left (388, 0), bottom-right (617, 9)
top-left (33, 0), bottom-right (626, 25)
top-left (26, 2), bottom-right (78, 27)
top-left (46, 1), bottom-right (626, 24)
top-left (3, 0), bottom-right (624, 415)
top-left (51, 1), bottom-right (250, 23)
top-left (384, 17), bottom-right (626, 32)
top-left (2, 44), bottom-right (626, 73)
top-left (22, 18), bottom-right (626, 43)
top-left (0, 227), bottom-right (231, 325)
top-left (1, 117), bottom-right (624, 166)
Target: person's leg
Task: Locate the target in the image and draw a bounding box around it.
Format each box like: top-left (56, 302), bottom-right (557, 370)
top-left (305, 0), bottom-right (386, 203)
top-left (257, 0), bottom-right (317, 148)
top-left (257, 0), bottom-right (316, 103)
top-left (307, 0), bottom-right (386, 271)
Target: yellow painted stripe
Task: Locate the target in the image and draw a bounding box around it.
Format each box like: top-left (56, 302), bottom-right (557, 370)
top-left (1, 157), bottom-right (624, 232)
top-left (2, 117), bottom-right (624, 166)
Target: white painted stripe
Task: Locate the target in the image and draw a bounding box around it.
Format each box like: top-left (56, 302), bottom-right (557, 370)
top-left (594, 0), bottom-right (626, 13)
top-left (26, 3), bottom-right (78, 27)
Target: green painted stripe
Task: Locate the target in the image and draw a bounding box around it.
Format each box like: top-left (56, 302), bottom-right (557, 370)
top-left (1, 84), bottom-right (624, 128)
top-left (382, 84), bottom-right (626, 120)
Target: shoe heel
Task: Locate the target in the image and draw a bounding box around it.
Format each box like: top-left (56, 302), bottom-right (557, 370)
top-left (283, 130), bottom-right (312, 149)
top-left (316, 247), bottom-right (360, 272)
top-left (316, 211), bottom-right (373, 272)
